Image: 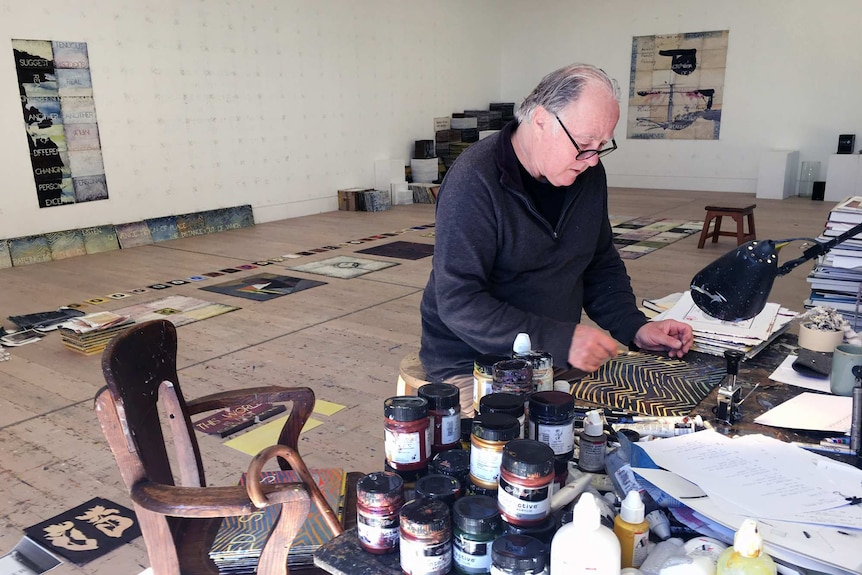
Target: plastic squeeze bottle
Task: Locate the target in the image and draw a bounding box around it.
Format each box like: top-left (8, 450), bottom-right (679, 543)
top-left (550, 491), bottom-right (621, 574)
top-left (614, 491), bottom-right (650, 568)
top-left (715, 519), bottom-right (777, 575)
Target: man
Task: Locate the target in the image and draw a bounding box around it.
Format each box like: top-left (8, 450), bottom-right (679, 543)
top-left (420, 63), bottom-right (693, 415)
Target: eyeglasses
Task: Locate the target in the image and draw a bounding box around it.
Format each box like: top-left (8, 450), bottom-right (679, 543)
top-left (554, 114), bottom-right (617, 160)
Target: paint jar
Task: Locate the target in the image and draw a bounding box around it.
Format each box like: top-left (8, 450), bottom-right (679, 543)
top-left (356, 471), bottom-right (405, 555)
top-left (452, 495), bottom-right (503, 575)
top-left (514, 352), bottom-right (554, 393)
top-left (480, 393), bottom-right (526, 438)
top-left (419, 383), bottom-right (462, 453)
top-left (527, 391), bottom-right (575, 483)
top-left (498, 439), bottom-right (554, 526)
top-left (492, 359), bottom-right (534, 401)
top-left (415, 473), bottom-right (462, 508)
top-left (577, 409), bottom-right (607, 473)
top-left (469, 413), bottom-right (521, 491)
top-left (384, 460), bottom-right (424, 488)
top-left (430, 448), bottom-right (471, 489)
top-left (474, 353), bottom-right (510, 414)
top-left (501, 515), bottom-right (557, 550)
top-left (384, 396), bottom-right (431, 476)
top-left (461, 418), bottom-right (474, 453)
top-left (490, 534), bottom-right (549, 575)
top-left (468, 477), bottom-right (499, 497)
top-left (399, 498), bottom-right (452, 575)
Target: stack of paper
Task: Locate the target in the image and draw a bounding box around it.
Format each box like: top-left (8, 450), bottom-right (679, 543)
top-left (647, 291), bottom-right (794, 359)
top-left (635, 431), bottom-right (862, 575)
top-left (58, 311), bottom-right (134, 355)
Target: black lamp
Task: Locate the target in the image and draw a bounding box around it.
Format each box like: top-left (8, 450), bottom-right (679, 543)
top-left (690, 221), bottom-right (862, 321)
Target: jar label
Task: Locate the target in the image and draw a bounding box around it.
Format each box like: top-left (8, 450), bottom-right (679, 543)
top-left (357, 512), bottom-right (399, 549)
top-left (469, 445), bottom-right (504, 483)
top-left (529, 421), bottom-right (574, 455)
top-left (473, 375), bottom-right (493, 405)
top-left (578, 436), bottom-right (606, 472)
top-left (631, 529), bottom-right (650, 567)
top-left (384, 428), bottom-right (422, 464)
top-left (498, 476), bottom-right (550, 521)
top-left (438, 412), bottom-right (460, 445)
top-left (453, 534), bottom-right (492, 571)
top-left (400, 537), bottom-right (452, 575)
top-left (534, 368), bottom-right (554, 392)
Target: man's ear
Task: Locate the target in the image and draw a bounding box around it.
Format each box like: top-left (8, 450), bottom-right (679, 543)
top-left (533, 105), bottom-right (550, 130)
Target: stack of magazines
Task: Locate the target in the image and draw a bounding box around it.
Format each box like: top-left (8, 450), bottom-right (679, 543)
top-left (644, 291), bottom-right (795, 359)
top-left (58, 311), bottom-right (134, 355)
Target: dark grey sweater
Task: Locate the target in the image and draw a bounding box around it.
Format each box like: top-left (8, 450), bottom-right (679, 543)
top-left (419, 121), bottom-right (647, 381)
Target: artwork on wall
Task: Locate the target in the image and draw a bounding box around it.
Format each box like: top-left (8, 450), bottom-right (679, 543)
top-left (627, 30), bottom-right (729, 141)
top-left (13, 39), bottom-right (109, 208)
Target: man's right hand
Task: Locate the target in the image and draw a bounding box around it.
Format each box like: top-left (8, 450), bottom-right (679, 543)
top-left (566, 324), bottom-right (620, 373)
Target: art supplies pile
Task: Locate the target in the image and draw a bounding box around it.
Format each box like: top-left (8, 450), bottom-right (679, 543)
top-left (208, 468), bottom-right (346, 573)
top-left (645, 291), bottom-right (794, 359)
top-left (807, 195), bottom-right (862, 328)
top-left (58, 311), bottom-right (134, 355)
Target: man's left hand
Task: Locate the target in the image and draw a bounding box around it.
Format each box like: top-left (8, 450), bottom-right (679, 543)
top-left (632, 320), bottom-right (693, 358)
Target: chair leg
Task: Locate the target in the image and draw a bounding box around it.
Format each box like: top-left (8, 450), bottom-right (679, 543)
top-left (747, 212), bottom-right (756, 240)
top-left (735, 214), bottom-right (746, 245)
top-left (697, 214), bottom-right (714, 249)
top-left (711, 215), bottom-right (723, 243)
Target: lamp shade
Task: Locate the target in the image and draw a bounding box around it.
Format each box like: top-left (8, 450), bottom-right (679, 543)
top-left (690, 240), bottom-right (780, 321)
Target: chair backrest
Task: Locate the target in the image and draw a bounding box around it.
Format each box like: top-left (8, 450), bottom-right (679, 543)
top-left (99, 319), bottom-right (205, 489)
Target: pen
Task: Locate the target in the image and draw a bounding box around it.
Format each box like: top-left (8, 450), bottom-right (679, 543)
top-left (792, 441), bottom-right (855, 455)
top-left (821, 436), bottom-right (851, 446)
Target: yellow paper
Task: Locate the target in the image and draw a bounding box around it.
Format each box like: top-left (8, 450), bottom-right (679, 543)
top-left (313, 400), bottom-right (346, 416)
top-left (224, 416), bottom-right (323, 456)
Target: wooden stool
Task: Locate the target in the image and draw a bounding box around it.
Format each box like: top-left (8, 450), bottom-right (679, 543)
top-left (396, 351), bottom-right (430, 396)
top-left (697, 204), bottom-right (756, 248)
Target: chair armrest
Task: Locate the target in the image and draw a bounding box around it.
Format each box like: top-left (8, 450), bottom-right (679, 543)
top-left (186, 386), bottom-right (314, 451)
top-left (246, 445), bottom-right (344, 537)
top-left (130, 481), bottom-right (309, 518)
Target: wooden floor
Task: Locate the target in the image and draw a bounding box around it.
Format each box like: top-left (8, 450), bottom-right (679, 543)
top-left (0, 188), bottom-right (834, 574)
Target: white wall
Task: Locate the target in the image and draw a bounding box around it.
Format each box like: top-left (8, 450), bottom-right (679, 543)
top-left (498, 0), bottom-right (862, 193)
top-left (0, 0), bottom-right (502, 238)
top-left (4, 0), bottom-right (862, 239)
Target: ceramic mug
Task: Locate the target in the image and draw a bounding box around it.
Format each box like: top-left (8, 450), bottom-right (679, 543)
top-left (829, 344), bottom-right (862, 396)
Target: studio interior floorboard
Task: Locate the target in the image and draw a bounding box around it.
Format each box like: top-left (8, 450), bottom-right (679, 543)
top-left (0, 188), bottom-right (835, 574)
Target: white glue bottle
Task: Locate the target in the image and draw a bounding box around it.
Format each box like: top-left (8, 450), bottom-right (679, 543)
top-left (551, 491), bottom-right (621, 574)
top-left (614, 491), bottom-right (650, 568)
top-left (715, 519), bottom-right (777, 575)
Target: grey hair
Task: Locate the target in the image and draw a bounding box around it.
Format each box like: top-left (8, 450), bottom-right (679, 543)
top-left (515, 63), bottom-right (619, 123)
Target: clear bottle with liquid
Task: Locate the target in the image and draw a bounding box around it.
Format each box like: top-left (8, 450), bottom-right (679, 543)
top-left (715, 519), bottom-right (777, 575)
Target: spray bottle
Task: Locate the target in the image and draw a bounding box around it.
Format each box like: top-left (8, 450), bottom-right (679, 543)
top-left (550, 491), bottom-right (621, 574)
top-left (715, 519), bottom-right (777, 575)
top-left (614, 491), bottom-right (650, 568)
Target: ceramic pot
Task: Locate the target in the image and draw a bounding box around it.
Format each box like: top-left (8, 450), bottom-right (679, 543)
top-left (797, 323), bottom-right (844, 353)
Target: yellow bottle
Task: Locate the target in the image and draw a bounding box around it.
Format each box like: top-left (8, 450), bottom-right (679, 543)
top-left (614, 491), bottom-right (650, 568)
top-left (716, 519), bottom-right (777, 575)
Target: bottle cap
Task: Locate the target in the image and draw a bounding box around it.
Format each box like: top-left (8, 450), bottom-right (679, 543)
top-left (513, 332), bottom-right (532, 354)
top-left (733, 518), bottom-right (764, 558)
top-left (384, 396), bottom-right (428, 421)
top-left (501, 439), bottom-right (555, 477)
top-left (418, 383), bottom-right (460, 411)
top-left (620, 490), bottom-right (645, 523)
top-left (529, 391), bottom-right (575, 420)
top-left (572, 491), bottom-right (601, 530)
top-left (452, 495), bottom-right (502, 533)
top-left (472, 413), bottom-right (521, 441)
top-left (584, 409), bottom-right (604, 435)
top-left (480, 393), bottom-right (525, 417)
top-left (491, 534), bottom-right (547, 572)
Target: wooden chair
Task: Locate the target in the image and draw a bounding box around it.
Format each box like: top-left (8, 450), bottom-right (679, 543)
top-left (95, 319), bottom-right (343, 575)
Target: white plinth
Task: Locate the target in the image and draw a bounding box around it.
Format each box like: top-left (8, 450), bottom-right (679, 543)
top-left (756, 150), bottom-right (798, 199)
top-left (826, 154), bottom-right (862, 201)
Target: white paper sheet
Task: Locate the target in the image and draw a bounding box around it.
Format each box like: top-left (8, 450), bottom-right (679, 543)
top-left (753, 392), bottom-right (852, 433)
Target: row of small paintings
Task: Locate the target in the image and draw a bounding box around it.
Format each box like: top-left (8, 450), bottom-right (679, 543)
top-left (0, 205), bottom-right (254, 269)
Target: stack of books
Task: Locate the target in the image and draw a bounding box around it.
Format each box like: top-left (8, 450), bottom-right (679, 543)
top-left (806, 195), bottom-right (862, 327)
top-left (209, 468), bottom-right (346, 573)
top-left (58, 311), bottom-right (134, 355)
top-left (645, 291), bottom-right (795, 359)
